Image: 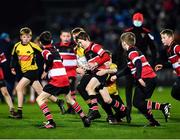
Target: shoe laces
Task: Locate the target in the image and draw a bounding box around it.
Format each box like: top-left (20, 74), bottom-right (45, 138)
top-left (44, 121), bottom-right (55, 128)
top-left (164, 104), bottom-right (171, 117)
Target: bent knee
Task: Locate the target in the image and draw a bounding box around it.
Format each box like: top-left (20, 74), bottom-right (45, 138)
top-left (16, 85), bottom-right (23, 92)
top-left (103, 97), bottom-right (112, 104)
top-left (2, 91), bottom-right (9, 97)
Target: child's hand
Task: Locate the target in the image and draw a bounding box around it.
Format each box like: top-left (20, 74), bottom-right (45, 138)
top-left (41, 71), bottom-right (47, 79)
top-left (96, 70), bottom-right (107, 76)
top-left (76, 67), bottom-right (85, 76)
top-left (11, 68), bottom-right (16, 75)
top-left (155, 64), bottom-right (163, 71)
top-left (110, 75), bottom-right (117, 82)
top-left (138, 78), bottom-right (146, 87)
top-left (88, 62), bottom-right (98, 70)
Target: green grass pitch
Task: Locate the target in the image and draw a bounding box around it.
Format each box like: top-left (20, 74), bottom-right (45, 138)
top-left (0, 87), bottom-right (179, 139)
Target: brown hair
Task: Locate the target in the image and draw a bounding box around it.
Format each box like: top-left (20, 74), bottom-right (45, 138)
top-left (120, 32), bottom-right (136, 46)
top-left (75, 31), bottom-right (90, 41)
top-left (71, 27), bottom-right (85, 35)
top-left (160, 29), bottom-right (174, 37)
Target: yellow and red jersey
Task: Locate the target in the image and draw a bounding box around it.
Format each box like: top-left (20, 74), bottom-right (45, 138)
top-left (107, 63), bottom-right (118, 95)
top-left (11, 41), bottom-right (42, 73)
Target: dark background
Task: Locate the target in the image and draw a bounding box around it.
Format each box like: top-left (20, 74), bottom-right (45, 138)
top-left (0, 0), bottom-right (179, 86)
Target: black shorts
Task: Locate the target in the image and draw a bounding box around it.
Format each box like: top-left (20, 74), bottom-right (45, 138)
top-left (69, 76), bottom-right (76, 92)
top-left (136, 77), bottom-right (157, 99)
top-left (43, 84), bottom-right (70, 96)
top-left (92, 73), bottom-right (108, 90)
top-left (23, 70), bottom-right (39, 82)
top-left (0, 80), bottom-right (6, 88)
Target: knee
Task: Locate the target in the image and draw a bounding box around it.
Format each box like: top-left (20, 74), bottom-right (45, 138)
top-left (101, 94), bottom-right (112, 104)
top-left (2, 91), bottom-right (9, 97)
top-left (65, 93), bottom-right (74, 105)
top-left (103, 98), bottom-right (111, 104)
top-left (16, 85), bottom-right (23, 93)
top-left (85, 85), bottom-right (94, 94)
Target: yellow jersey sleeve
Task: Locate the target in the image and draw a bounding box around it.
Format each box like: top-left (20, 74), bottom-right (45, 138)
top-left (76, 47), bottom-right (85, 57)
top-left (11, 42), bottom-right (21, 55)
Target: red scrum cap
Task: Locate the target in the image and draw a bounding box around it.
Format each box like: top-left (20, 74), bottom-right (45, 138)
top-left (133, 12), bottom-right (144, 22)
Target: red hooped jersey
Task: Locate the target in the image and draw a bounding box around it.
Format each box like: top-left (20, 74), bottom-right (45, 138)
top-left (84, 42), bottom-right (110, 70)
top-left (0, 52), bottom-right (7, 80)
top-left (55, 42), bottom-right (77, 77)
top-left (42, 48), bottom-right (69, 87)
top-left (167, 42), bottom-right (180, 76)
top-left (127, 47), bottom-right (156, 79)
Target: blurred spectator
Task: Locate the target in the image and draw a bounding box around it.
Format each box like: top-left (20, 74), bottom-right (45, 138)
top-left (0, 33), bottom-right (16, 102)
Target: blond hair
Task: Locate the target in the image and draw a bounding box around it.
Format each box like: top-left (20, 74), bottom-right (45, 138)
top-left (20, 27), bottom-right (32, 36)
top-left (120, 32), bottom-right (136, 46)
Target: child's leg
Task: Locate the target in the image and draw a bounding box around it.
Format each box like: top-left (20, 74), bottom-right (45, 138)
top-left (66, 77), bottom-right (76, 114)
top-left (66, 92), bottom-right (85, 118)
top-left (143, 78), bottom-right (171, 122)
top-left (1, 86), bottom-right (14, 111)
top-left (133, 86), bottom-right (160, 126)
top-left (29, 87), bottom-right (36, 103)
top-left (99, 87), bottom-right (126, 119)
top-left (32, 80), bottom-right (65, 114)
top-left (36, 91), bottom-right (56, 128)
top-left (65, 92), bottom-right (91, 127)
top-left (86, 77), bottom-right (100, 111)
top-left (15, 77), bottom-right (31, 117)
top-left (32, 80), bottom-right (56, 102)
top-left (77, 75), bottom-right (92, 113)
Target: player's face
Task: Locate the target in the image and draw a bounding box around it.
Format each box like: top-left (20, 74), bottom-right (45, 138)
top-left (77, 39), bottom-right (86, 48)
top-left (60, 32), bottom-right (71, 43)
top-left (121, 41), bottom-right (127, 50)
top-left (161, 34), bottom-right (172, 47)
top-left (20, 34), bottom-right (32, 45)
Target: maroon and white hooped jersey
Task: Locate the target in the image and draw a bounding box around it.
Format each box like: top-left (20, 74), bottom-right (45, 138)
top-left (167, 42), bottom-right (180, 76)
top-left (84, 42), bottom-right (110, 70)
top-left (42, 48), bottom-right (69, 87)
top-left (55, 42), bottom-right (77, 77)
top-left (127, 47), bottom-right (156, 79)
top-left (0, 52), bottom-right (7, 80)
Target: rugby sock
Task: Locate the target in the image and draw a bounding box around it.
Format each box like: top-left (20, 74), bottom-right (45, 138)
top-left (72, 102), bottom-right (85, 118)
top-left (146, 100), bottom-right (161, 110)
top-left (138, 108), bottom-right (155, 122)
top-left (111, 94), bottom-right (124, 105)
top-left (153, 102), bottom-right (161, 110)
top-left (40, 103), bottom-right (53, 123)
top-left (89, 95), bottom-right (98, 111)
top-left (10, 107), bottom-right (15, 112)
top-left (110, 99), bottom-right (126, 112)
top-left (101, 102), bottom-right (114, 116)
